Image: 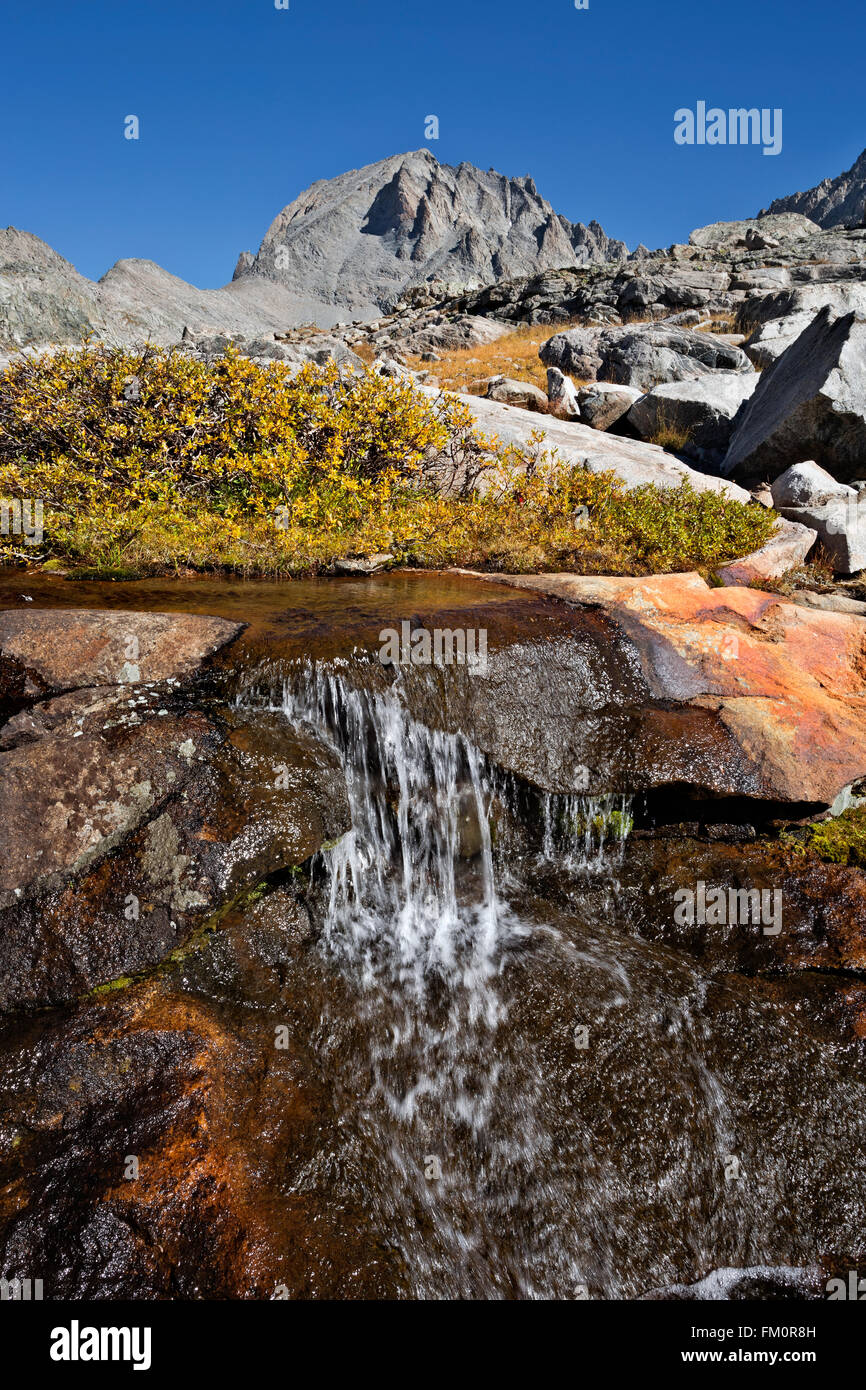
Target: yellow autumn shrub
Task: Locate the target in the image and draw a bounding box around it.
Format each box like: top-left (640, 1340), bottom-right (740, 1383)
top-left (0, 344), bottom-right (775, 578)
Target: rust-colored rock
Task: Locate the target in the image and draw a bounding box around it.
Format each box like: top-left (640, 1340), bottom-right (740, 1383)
top-left (468, 571), bottom-right (866, 807)
top-left (0, 925), bottom-right (397, 1298)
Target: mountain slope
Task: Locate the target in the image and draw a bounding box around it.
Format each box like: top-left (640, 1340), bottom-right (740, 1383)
top-left (0, 228), bottom-right (355, 350)
top-left (0, 151), bottom-right (628, 348)
top-left (763, 148), bottom-right (866, 229)
top-left (233, 149), bottom-right (628, 316)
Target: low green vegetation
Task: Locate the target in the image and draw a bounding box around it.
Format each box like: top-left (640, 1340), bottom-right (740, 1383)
top-left (784, 806), bottom-right (866, 867)
top-left (0, 344), bottom-right (776, 579)
top-left (572, 808), bottom-right (635, 841)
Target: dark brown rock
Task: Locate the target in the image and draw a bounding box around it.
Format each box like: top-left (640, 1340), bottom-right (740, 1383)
top-left (0, 944), bottom-right (398, 1298)
top-left (0, 705), bottom-right (349, 1012)
top-left (0, 608), bottom-right (243, 711)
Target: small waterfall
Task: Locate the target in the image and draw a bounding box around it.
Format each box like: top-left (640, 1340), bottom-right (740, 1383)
top-left (274, 664), bottom-right (640, 1296)
top-left (539, 790), bottom-right (633, 872)
top-left (279, 666), bottom-right (545, 1295)
top-left (235, 661), bottom-right (835, 1298)
top-left (285, 665), bottom-right (504, 1017)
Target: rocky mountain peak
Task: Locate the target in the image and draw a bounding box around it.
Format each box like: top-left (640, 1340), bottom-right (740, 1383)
top-left (237, 150), bottom-right (628, 316)
top-left (763, 147), bottom-right (866, 229)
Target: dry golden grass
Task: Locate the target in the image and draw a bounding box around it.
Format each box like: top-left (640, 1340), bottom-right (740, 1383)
top-left (749, 547), bottom-right (837, 595)
top-left (648, 425), bottom-right (691, 451)
top-left (352, 340), bottom-right (377, 366)
top-left (646, 405), bottom-right (692, 452)
top-left (695, 314), bottom-right (739, 335)
top-left (405, 321), bottom-right (579, 396)
top-left (402, 312), bottom-right (743, 401)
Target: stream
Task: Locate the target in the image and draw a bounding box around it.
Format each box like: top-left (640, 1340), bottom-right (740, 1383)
top-left (1, 572), bottom-right (864, 1300)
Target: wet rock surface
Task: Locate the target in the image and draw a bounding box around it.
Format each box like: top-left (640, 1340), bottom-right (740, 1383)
top-left (617, 836), bottom-right (866, 977)
top-left (0, 928), bottom-right (398, 1298)
top-left (0, 608), bottom-right (243, 715)
top-left (0, 699), bottom-right (349, 1012)
top-left (417, 572), bottom-right (866, 810)
top-left (0, 604), bottom-right (349, 1011)
top-left (4, 664), bottom-right (865, 1300)
top-left (1, 575), bottom-right (865, 1300)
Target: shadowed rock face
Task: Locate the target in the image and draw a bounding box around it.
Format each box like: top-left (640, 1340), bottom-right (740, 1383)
top-left (723, 307), bottom-right (866, 483)
top-left (740, 283), bottom-right (866, 367)
top-left (615, 835), bottom-right (866, 979)
top-left (626, 373), bottom-right (761, 453)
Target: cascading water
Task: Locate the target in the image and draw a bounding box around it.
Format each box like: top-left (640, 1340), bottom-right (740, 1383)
top-left (233, 660), bottom-right (854, 1299)
top-left (538, 788), bottom-right (633, 874)
top-left (289, 664), bottom-right (505, 1007)
top-left (261, 663), bottom-right (644, 1297)
top-left (264, 658), bottom-right (636, 1289)
top-left (277, 666), bottom-right (539, 1295)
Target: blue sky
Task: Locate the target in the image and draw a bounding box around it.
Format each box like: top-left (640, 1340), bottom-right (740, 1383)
top-left (4, 0), bottom-right (864, 287)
